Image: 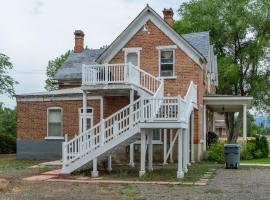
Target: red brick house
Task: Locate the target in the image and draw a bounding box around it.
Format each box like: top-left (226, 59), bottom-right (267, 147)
top-left (16, 5), bottom-right (252, 178)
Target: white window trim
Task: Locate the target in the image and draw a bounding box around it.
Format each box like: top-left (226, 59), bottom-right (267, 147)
top-left (78, 107), bottom-right (94, 134)
top-left (46, 107), bottom-right (63, 139)
top-left (134, 129), bottom-right (163, 145)
top-left (123, 47), bottom-right (141, 67)
top-left (158, 47), bottom-right (176, 79)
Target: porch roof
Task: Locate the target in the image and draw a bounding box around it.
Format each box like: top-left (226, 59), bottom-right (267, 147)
top-left (203, 95), bottom-right (253, 112)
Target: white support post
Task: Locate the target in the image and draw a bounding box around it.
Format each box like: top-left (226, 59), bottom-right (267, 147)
top-left (203, 104), bottom-right (207, 151)
top-left (212, 112), bottom-right (215, 132)
top-left (139, 129), bottom-right (146, 177)
top-left (107, 155), bottom-right (112, 172)
top-left (191, 112), bottom-right (195, 163)
top-left (129, 143), bottom-right (135, 167)
top-left (91, 158), bottom-right (99, 177)
top-left (148, 130), bottom-right (153, 171)
top-left (183, 129), bottom-right (188, 173)
top-left (82, 91), bottom-right (87, 133)
top-left (177, 129), bottom-right (184, 179)
top-left (243, 104), bottom-right (247, 141)
top-left (169, 129), bottom-right (174, 163)
top-left (187, 124), bottom-right (191, 166)
top-left (163, 129), bottom-right (168, 165)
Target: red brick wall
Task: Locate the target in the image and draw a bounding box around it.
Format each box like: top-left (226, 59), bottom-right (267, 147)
top-left (110, 20), bottom-right (207, 144)
top-left (17, 100), bottom-right (100, 140)
top-left (103, 96), bottom-right (130, 118)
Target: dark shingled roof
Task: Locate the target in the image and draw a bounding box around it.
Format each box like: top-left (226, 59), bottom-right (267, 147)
top-left (55, 48), bottom-right (104, 81)
top-left (54, 32), bottom-right (210, 81)
top-left (182, 31), bottom-right (210, 60)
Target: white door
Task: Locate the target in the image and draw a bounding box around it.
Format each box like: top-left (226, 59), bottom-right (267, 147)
top-left (79, 107), bottom-right (93, 133)
top-left (125, 51), bottom-right (140, 84)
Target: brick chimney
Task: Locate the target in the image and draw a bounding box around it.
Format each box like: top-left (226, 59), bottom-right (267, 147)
top-left (74, 30), bottom-right (85, 53)
top-left (162, 8), bottom-right (174, 26)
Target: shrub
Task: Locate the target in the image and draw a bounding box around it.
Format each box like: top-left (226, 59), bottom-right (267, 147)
top-left (207, 142), bottom-right (224, 163)
top-left (0, 133), bottom-right (16, 153)
top-left (258, 136), bottom-right (269, 158)
top-left (241, 141), bottom-right (256, 160)
top-left (207, 131), bottom-right (219, 146)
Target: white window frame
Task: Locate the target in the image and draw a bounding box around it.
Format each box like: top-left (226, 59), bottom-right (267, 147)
top-left (134, 129), bottom-right (162, 145)
top-left (46, 107), bottom-right (63, 140)
top-left (123, 47), bottom-right (142, 67)
top-left (157, 45), bottom-right (177, 79)
top-left (79, 107), bottom-right (93, 134)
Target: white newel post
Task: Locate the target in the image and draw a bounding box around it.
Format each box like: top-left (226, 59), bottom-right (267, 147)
top-left (130, 89), bottom-right (134, 129)
top-left (177, 129), bottom-right (184, 178)
top-left (163, 129), bottom-right (168, 165)
top-left (107, 155), bottom-right (112, 172)
top-left (148, 130), bottom-right (153, 171)
top-left (83, 91), bottom-right (87, 133)
top-left (139, 129), bottom-right (146, 177)
top-left (91, 158), bottom-right (99, 177)
top-left (243, 104), bottom-right (247, 141)
top-left (183, 129), bottom-right (188, 173)
top-left (191, 112), bottom-right (195, 163)
top-left (169, 129), bottom-right (174, 163)
top-left (129, 143), bottom-right (135, 167)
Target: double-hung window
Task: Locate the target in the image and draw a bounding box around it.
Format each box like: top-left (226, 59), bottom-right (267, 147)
top-left (157, 45), bottom-right (176, 78)
top-left (47, 107), bottom-right (63, 138)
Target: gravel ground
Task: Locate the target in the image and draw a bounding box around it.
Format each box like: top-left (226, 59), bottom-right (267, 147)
top-left (1, 167), bottom-right (270, 200)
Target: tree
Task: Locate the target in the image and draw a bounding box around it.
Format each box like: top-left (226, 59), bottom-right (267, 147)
top-left (0, 53), bottom-right (17, 97)
top-left (45, 51), bottom-right (70, 91)
top-left (174, 0), bottom-right (270, 143)
top-left (0, 104), bottom-right (16, 153)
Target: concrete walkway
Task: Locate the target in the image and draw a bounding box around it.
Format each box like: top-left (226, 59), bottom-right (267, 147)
top-left (240, 163), bottom-right (270, 167)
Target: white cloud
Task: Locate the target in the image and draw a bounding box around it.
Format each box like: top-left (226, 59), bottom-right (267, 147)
top-left (0, 0), bottom-right (186, 108)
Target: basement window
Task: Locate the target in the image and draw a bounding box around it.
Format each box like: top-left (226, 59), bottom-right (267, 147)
top-left (47, 107), bottom-right (63, 139)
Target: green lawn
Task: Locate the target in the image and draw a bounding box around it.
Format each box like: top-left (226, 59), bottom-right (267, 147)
top-left (241, 156), bottom-right (270, 164)
top-left (0, 154), bottom-right (41, 171)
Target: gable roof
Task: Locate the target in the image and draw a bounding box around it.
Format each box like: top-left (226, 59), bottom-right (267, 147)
top-left (55, 49), bottom-right (103, 81)
top-left (96, 5), bottom-right (207, 66)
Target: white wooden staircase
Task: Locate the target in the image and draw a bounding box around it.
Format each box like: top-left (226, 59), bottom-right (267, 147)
top-left (61, 63), bottom-right (197, 174)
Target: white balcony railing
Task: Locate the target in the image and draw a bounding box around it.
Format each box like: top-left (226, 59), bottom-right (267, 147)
top-left (82, 63), bottom-right (161, 95)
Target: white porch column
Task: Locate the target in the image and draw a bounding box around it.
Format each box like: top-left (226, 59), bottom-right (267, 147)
top-left (187, 124), bottom-right (191, 166)
top-left (203, 104), bottom-right (207, 151)
top-left (243, 104), bottom-right (247, 141)
top-left (107, 155), bottom-right (112, 172)
top-left (169, 129), bottom-right (174, 163)
top-left (148, 130), bottom-right (153, 171)
top-left (82, 91), bottom-right (87, 133)
top-left (91, 158), bottom-right (99, 177)
top-left (191, 112), bottom-right (195, 163)
top-left (177, 129), bottom-right (184, 178)
top-left (163, 129), bottom-right (168, 165)
top-left (129, 143), bottom-right (135, 167)
top-left (139, 129), bottom-right (146, 177)
top-left (182, 129), bottom-right (188, 173)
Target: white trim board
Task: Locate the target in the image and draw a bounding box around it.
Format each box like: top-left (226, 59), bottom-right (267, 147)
top-left (96, 5), bottom-right (207, 68)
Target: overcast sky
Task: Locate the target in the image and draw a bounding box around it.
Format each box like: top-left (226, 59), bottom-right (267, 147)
top-left (0, 0), bottom-right (187, 108)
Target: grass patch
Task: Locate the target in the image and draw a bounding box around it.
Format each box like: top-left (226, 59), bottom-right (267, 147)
top-left (99, 162), bottom-right (219, 183)
top-left (0, 154), bottom-right (41, 171)
top-left (205, 188), bottom-right (223, 194)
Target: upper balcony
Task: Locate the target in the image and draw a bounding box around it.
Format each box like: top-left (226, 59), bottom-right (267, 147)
top-left (81, 63), bottom-right (162, 96)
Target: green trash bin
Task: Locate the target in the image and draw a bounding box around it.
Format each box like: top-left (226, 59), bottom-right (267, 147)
top-left (224, 144), bottom-right (240, 169)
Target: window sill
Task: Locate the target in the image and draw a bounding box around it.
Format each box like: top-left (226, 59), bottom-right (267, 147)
top-left (158, 76), bottom-right (177, 80)
top-left (134, 140), bottom-right (163, 145)
top-left (45, 136), bottom-right (64, 140)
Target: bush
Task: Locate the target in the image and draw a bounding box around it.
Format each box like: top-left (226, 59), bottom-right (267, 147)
top-left (0, 133), bottom-right (16, 153)
top-left (207, 131), bottom-right (219, 146)
top-left (241, 140), bottom-right (256, 160)
top-left (207, 142), bottom-right (224, 163)
top-left (257, 135), bottom-right (269, 158)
